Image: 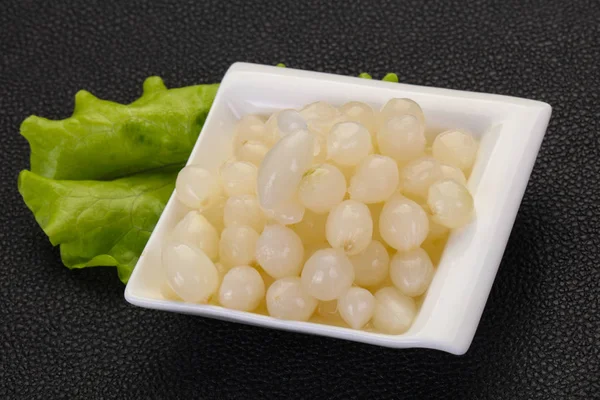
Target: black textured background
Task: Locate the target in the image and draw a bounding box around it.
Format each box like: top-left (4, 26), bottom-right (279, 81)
top-left (1, 0), bottom-right (599, 399)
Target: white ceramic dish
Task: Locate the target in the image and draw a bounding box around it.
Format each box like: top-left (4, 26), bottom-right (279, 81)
top-left (125, 62), bottom-right (551, 355)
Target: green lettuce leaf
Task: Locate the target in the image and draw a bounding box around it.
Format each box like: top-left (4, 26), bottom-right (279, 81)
top-left (21, 77), bottom-right (219, 180)
top-left (18, 167), bottom-right (178, 282)
top-left (382, 73), bottom-right (399, 83)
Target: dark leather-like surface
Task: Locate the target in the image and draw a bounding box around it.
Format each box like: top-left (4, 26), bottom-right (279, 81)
top-left (1, 1), bottom-right (599, 398)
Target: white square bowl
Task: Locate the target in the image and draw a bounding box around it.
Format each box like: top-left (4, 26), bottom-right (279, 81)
top-left (125, 62), bottom-right (552, 355)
